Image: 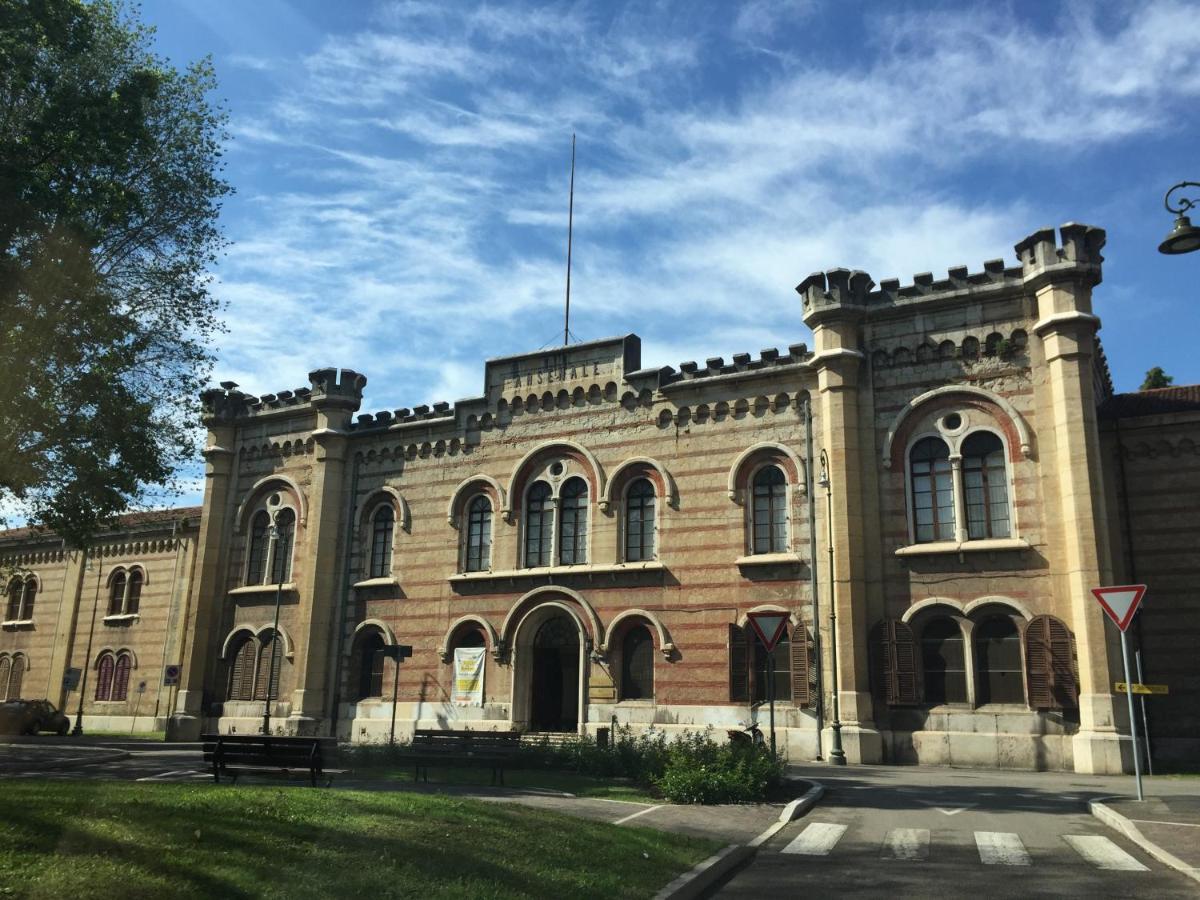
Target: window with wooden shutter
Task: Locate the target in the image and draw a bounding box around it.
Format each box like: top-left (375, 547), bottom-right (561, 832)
top-left (8, 655), bottom-right (24, 700)
top-left (228, 636), bottom-right (256, 700)
top-left (0, 657), bottom-right (9, 700)
top-left (790, 624), bottom-right (812, 708)
top-left (112, 653), bottom-right (132, 701)
top-left (1025, 615), bottom-right (1078, 710)
top-left (255, 633), bottom-right (283, 701)
top-left (872, 619), bottom-right (917, 705)
top-left (729, 624), bottom-right (749, 702)
top-left (95, 654), bottom-right (115, 701)
top-left (752, 626), bottom-right (791, 703)
top-left (620, 625), bottom-right (655, 700)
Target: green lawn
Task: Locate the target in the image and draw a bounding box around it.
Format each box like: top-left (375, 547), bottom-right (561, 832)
top-left (0, 781), bottom-right (715, 899)
top-left (358, 766), bottom-right (659, 803)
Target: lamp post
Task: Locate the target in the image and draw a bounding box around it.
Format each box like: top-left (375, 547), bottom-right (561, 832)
top-left (818, 450), bottom-right (846, 765)
top-left (262, 517), bottom-right (282, 737)
top-left (1158, 182), bottom-right (1200, 255)
top-left (72, 553), bottom-right (103, 736)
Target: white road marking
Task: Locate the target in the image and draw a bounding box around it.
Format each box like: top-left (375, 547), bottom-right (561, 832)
top-left (919, 800), bottom-right (976, 816)
top-left (612, 804), bottom-right (664, 826)
top-left (135, 769), bottom-right (203, 782)
top-left (782, 822), bottom-right (847, 856)
top-left (975, 831), bottom-right (1032, 866)
top-left (1063, 835), bottom-right (1149, 871)
top-left (881, 828), bottom-right (929, 860)
top-left (1131, 818), bottom-right (1200, 829)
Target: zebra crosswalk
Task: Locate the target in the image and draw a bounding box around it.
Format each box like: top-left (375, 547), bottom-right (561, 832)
top-left (781, 822), bottom-right (1149, 872)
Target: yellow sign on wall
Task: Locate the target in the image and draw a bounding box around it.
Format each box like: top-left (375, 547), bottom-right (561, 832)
top-left (1114, 682), bottom-right (1169, 695)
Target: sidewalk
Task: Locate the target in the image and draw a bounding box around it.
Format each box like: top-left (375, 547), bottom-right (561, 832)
top-left (1092, 791), bottom-right (1200, 885)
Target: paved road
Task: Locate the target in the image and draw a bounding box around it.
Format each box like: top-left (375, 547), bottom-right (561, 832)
top-left (720, 766), bottom-right (1200, 899)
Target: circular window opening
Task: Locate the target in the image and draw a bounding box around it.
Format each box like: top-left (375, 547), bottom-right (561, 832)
top-left (942, 413), bottom-right (962, 431)
top-left (549, 461), bottom-right (565, 476)
top-left (268, 492), bottom-right (282, 507)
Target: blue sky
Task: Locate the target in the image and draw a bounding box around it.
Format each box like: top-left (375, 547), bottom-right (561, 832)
top-left (140, 0), bottom-right (1200, 503)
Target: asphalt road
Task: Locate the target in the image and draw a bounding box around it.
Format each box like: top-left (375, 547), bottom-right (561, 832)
top-left (720, 765), bottom-right (1200, 899)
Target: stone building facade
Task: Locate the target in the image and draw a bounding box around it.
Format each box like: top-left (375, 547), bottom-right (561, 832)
top-left (3, 222), bottom-right (1197, 773)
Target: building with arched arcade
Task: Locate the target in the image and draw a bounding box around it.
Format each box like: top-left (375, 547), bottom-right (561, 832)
top-left (3, 222), bottom-right (1197, 773)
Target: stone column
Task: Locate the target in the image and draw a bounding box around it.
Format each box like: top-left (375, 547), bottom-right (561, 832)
top-left (799, 268), bottom-right (883, 764)
top-left (167, 389), bottom-right (244, 740)
top-left (1018, 224), bottom-right (1126, 775)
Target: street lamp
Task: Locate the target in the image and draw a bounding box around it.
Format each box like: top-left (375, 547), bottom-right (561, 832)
top-left (818, 450), bottom-right (846, 766)
top-left (262, 510), bottom-right (283, 737)
top-left (72, 554), bottom-right (103, 736)
top-left (1158, 182), bottom-right (1200, 255)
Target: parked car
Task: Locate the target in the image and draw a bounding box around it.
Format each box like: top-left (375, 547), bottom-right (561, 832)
top-left (0, 699), bottom-right (70, 736)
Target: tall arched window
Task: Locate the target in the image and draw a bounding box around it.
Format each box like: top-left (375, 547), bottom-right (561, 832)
top-left (910, 437), bottom-right (955, 542)
top-left (20, 579), bottom-right (35, 620)
top-left (5, 581), bottom-right (20, 621)
top-left (962, 432), bottom-right (1010, 539)
top-left (370, 506), bottom-right (395, 579)
top-left (356, 631), bottom-right (386, 700)
top-left (921, 617), bottom-right (967, 704)
top-left (255, 632), bottom-right (283, 701)
top-left (246, 510), bottom-right (270, 585)
top-left (619, 625), bottom-right (655, 700)
top-left (108, 572), bottom-right (127, 616)
top-left (112, 653), bottom-right (132, 701)
top-left (558, 478), bottom-right (589, 565)
top-left (624, 479), bottom-right (656, 562)
top-left (524, 482), bottom-right (553, 568)
top-left (752, 466), bottom-right (788, 554)
top-left (975, 615), bottom-right (1024, 704)
top-left (465, 495), bottom-right (492, 572)
top-left (228, 635), bottom-right (257, 701)
top-left (95, 653), bottom-right (115, 701)
top-left (0, 657), bottom-right (9, 700)
top-left (7, 655), bottom-right (23, 700)
top-left (269, 509), bottom-right (296, 584)
top-left (125, 570), bottom-right (143, 615)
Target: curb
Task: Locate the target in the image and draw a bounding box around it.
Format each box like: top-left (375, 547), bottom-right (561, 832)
top-left (656, 779), bottom-right (825, 899)
top-left (0, 748), bottom-right (129, 774)
top-left (1089, 797), bottom-right (1200, 886)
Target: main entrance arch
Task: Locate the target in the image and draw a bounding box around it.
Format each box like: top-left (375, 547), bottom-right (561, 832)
top-left (510, 602), bottom-right (587, 733)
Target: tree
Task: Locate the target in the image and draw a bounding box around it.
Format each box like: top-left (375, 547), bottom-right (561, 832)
top-left (0, 0), bottom-right (230, 548)
top-left (1140, 367), bottom-right (1174, 391)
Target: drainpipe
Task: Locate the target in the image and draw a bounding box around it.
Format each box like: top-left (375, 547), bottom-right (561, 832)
top-left (805, 398), bottom-right (824, 760)
top-left (153, 518), bottom-right (185, 724)
top-left (327, 450), bottom-right (362, 740)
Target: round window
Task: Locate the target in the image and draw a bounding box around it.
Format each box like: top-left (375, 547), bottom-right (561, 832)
top-left (942, 413), bottom-right (962, 431)
top-left (549, 461), bottom-right (565, 476)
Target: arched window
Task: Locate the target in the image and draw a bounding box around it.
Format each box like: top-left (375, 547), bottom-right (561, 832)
top-left (20, 578), bottom-right (35, 620)
top-left (269, 509), bottom-right (296, 584)
top-left (752, 625), bottom-right (791, 702)
top-left (125, 569), bottom-right (143, 615)
top-left (751, 466), bottom-right (788, 554)
top-left (975, 615), bottom-right (1024, 704)
top-left (355, 631), bottom-right (386, 700)
top-left (729, 622), bottom-right (810, 705)
top-left (5, 580), bottom-right (20, 621)
top-left (465, 495), bottom-right (492, 572)
top-left (369, 506), bottom-right (395, 579)
top-left (7, 655), bottom-right (23, 700)
top-left (619, 625), bottom-right (654, 700)
top-left (228, 635), bottom-right (257, 701)
top-left (1025, 615), bottom-right (1078, 710)
top-left (524, 482), bottom-right (553, 568)
top-left (910, 437), bottom-right (955, 542)
top-left (112, 653), bottom-right (132, 701)
top-left (0, 657), bottom-right (9, 700)
top-left (246, 510), bottom-right (270, 585)
top-left (108, 572), bottom-right (127, 616)
top-left (558, 478), bottom-right (589, 565)
top-left (962, 432), bottom-right (1010, 539)
top-left (624, 479), bottom-right (656, 562)
top-left (254, 631), bottom-right (283, 701)
top-left (95, 653), bottom-right (115, 701)
top-left (453, 627), bottom-right (486, 649)
top-left (920, 617), bottom-right (967, 704)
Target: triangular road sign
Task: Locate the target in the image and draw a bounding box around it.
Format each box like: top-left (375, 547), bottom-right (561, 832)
top-left (747, 612), bottom-right (790, 652)
top-left (1091, 584), bottom-right (1147, 632)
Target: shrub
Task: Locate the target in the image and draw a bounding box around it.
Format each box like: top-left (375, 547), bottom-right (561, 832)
top-left (653, 733), bottom-right (784, 805)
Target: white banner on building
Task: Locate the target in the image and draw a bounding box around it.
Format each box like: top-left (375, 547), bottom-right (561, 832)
top-left (453, 647), bottom-right (486, 706)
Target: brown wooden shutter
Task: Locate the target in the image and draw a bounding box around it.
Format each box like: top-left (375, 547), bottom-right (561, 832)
top-left (1026, 615), bottom-right (1078, 710)
top-left (8, 655), bottom-right (24, 700)
top-left (230, 638), bottom-right (256, 700)
top-left (790, 624), bottom-right (811, 707)
top-left (873, 620), bottom-right (917, 706)
top-left (113, 654), bottom-right (131, 701)
top-left (729, 624), bottom-right (749, 702)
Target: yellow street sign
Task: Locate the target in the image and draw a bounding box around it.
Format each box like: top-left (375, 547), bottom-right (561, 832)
top-left (1115, 682), bottom-right (1169, 695)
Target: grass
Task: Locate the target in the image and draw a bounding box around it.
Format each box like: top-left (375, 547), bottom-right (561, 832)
top-left (79, 730), bottom-right (167, 742)
top-left (360, 766), bottom-right (659, 803)
top-left (0, 781), bottom-right (717, 899)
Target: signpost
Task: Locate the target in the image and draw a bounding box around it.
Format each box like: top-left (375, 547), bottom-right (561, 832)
top-left (381, 644), bottom-right (414, 746)
top-left (1092, 584), bottom-right (1147, 801)
top-left (62, 667), bottom-right (81, 692)
top-left (162, 664), bottom-right (181, 686)
top-left (746, 612), bottom-right (790, 758)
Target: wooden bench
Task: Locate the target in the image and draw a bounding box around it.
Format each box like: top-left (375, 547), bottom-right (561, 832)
top-left (202, 734), bottom-right (342, 787)
top-left (405, 728), bottom-right (522, 785)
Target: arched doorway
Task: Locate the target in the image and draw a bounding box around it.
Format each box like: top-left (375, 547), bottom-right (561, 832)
top-left (530, 614), bottom-right (579, 732)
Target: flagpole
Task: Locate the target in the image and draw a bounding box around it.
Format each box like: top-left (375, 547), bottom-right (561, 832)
top-left (564, 133), bottom-right (575, 347)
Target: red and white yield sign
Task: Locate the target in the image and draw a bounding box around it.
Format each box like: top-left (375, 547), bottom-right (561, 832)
top-left (1091, 584), bottom-right (1147, 632)
top-left (746, 611), bottom-right (790, 652)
